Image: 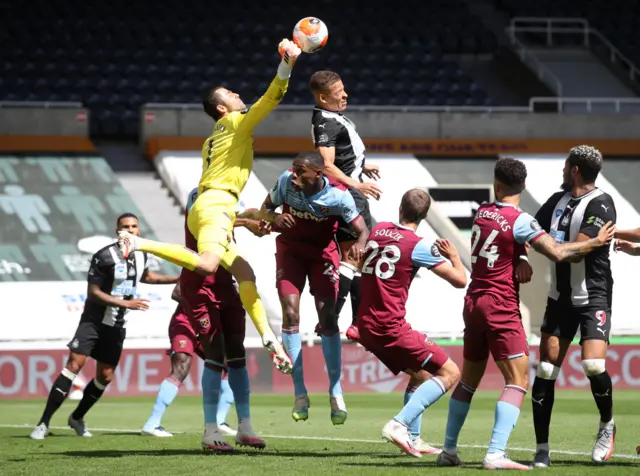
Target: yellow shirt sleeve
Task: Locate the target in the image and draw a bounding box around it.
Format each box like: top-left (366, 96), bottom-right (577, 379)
top-left (227, 75), bottom-right (289, 134)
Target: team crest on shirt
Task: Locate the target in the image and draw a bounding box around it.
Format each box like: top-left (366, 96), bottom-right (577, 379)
top-left (318, 205), bottom-right (330, 215)
top-left (430, 245), bottom-right (442, 258)
top-left (596, 310), bottom-right (607, 326)
top-left (178, 340), bottom-right (187, 348)
top-left (561, 215), bottom-right (570, 226)
top-left (199, 317), bottom-right (211, 329)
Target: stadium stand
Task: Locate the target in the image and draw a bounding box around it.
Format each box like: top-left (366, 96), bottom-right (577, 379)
top-left (0, 154), bottom-right (178, 346)
top-left (496, 0), bottom-right (640, 62)
top-left (0, 0), bottom-right (498, 138)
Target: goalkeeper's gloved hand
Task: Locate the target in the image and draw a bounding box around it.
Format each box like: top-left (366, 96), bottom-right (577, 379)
top-left (278, 38), bottom-right (302, 67)
top-left (261, 329), bottom-right (293, 374)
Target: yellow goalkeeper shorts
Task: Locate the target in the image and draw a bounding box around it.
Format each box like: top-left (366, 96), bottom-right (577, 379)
top-left (187, 189), bottom-right (239, 263)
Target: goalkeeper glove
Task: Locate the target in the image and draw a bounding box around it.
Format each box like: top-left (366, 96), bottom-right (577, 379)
top-left (277, 38), bottom-right (302, 79)
top-left (262, 329), bottom-right (293, 374)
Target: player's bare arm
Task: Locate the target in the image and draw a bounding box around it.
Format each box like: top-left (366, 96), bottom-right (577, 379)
top-left (259, 194), bottom-right (296, 228)
top-left (614, 226), bottom-right (640, 242)
top-left (141, 269), bottom-right (180, 285)
top-left (615, 239), bottom-right (640, 256)
top-left (432, 239), bottom-right (467, 288)
top-left (346, 215), bottom-right (369, 262)
top-left (531, 221), bottom-right (615, 262)
top-left (317, 146), bottom-right (382, 199)
top-left (87, 283), bottom-right (149, 310)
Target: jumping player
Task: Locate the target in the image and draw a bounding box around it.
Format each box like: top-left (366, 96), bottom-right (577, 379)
top-left (310, 70), bottom-right (381, 339)
top-left (117, 40), bottom-right (302, 372)
top-left (260, 151), bottom-right (368, 424)
top-left (437, 158), bottom-right (615, 470)
top-left (181, 189), bottom-right (271, 452)
top-left (141, 286), bottom-right (236, 438)
top-left (355, 189), bottom-right (467, 457)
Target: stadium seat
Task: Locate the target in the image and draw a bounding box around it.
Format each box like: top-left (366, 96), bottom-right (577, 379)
top-left (0, 0), bottom-right (502, 137)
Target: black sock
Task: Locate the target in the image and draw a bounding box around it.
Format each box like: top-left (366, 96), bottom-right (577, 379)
top-left (350, 275), bottom-right (362, 325)
top-left (38, 371), bottom-right (75, 426)
top-left (532, 376), bottom-right (556, 445)
top-left (336, 273), bottom-right (353, 316)
top-left (71, 379), bottom-right (105, 420)
top-left (588, 371), bottom-right (613, 423)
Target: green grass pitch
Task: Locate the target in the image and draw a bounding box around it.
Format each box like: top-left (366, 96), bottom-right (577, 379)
top-left (1, 391), bottom-right (639, 475)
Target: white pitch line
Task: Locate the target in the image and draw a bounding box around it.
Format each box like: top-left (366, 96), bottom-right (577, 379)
top-left (2, 424), bottom-right (637, 460)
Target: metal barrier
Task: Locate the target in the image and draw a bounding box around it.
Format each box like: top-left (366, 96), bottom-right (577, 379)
top-left (530, 96), bottom-right (640, 113)
top-left (507, 17), bottom-right (640, 85)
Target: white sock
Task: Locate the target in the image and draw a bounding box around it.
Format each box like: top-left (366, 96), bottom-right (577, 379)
top-left (238, 418), bottom-right (253, 433)
top-left (600, 418), bottom-right (615, 430)
top-left (205, 422), bottom-right (219, 433)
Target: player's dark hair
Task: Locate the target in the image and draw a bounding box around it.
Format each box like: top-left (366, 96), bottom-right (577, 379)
top-left (203, 86), bottom-right (225, 121)
top-left (309, 70), bottom-right (342, 94)
top-left (567, 145), bottom-right (602, 183)
top-left (293, 150), bottom-right (325, 170)
top-left (494, 158), bottom-right (527, 195)
top-left (117, 213), bottom-right (138, 227)
top-left (400, 189), bottom-right (431, 224)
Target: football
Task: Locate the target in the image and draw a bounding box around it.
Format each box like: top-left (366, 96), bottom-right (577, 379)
top-left (292, 17), bottom-right (329, 54)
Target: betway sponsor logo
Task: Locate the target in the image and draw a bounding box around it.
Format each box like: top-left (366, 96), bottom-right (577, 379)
top-left (289, 207), bottom-right (328, 222)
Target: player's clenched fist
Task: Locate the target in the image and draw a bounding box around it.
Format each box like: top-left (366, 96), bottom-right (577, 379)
top-left (275, 213), bottom-right (296, 229)
top-left (278, 38), bottom-right (302, 66)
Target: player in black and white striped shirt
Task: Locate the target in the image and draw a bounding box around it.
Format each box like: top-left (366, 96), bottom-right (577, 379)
top-left (309, 70), bottom-right (381, 339)
top-left (31, 213), bottom-right (179, 440)
top-left (530, 146), bottom-right (617, 466)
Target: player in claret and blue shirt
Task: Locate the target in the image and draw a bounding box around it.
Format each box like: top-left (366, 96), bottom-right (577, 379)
top-left (261, 151), bottom-right (368, 425)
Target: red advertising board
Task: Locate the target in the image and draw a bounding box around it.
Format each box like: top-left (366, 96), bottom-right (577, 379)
top-left (2, 345), bottom-right (640, 398)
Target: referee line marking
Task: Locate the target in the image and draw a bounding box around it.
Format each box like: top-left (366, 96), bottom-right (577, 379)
top-left (1, 423), bottom-right (637, 460)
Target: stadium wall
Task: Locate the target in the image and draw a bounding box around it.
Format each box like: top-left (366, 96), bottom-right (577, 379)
top-left (3, 344), bottom-right (640, 398)
top-left (140, 107), bottom-right (640, 146)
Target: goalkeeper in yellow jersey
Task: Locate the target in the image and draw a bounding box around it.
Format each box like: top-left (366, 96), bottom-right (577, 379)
top-left (117, 39), bottom-right (302, 374)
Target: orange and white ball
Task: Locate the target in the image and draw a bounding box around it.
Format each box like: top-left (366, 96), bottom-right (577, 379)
top-left (292, 17), bottom-right (328, 54)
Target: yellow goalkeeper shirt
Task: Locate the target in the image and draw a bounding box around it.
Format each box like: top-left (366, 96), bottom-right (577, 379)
top-left (199, 75), bottom-right (289, 199)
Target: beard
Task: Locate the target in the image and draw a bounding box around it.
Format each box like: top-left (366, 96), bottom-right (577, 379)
top-left (561, 180), bottom-right (572, 191)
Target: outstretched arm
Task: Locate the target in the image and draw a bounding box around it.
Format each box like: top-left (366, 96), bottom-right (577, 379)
top-left (235, 40), bottom-right (301, 134)
top-left (530, 222), bottom-right (615, 262)
top-left (615, 227), bottom-right (640, 242)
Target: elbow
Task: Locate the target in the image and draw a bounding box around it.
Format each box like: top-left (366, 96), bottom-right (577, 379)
top-left (453, 273), bottom-right (468, 289)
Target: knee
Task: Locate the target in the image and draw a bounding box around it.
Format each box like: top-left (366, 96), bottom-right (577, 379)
top-left (66, 358), bottom-right (83, 375)
top-left (536, 361), bottom-right (561, 380)
top-left (170, 355), bottom-right (192, 382)
top-left (225, 335), bottom-right (246, 362)
top-left (582, 359), bottom-right (606, 377)
top-left (318, 310), bottom-right (339, 334)
top-left (282, 303), bottom-right (300, 327)
top-left (97, 368), bottom-right (114, 386)
top-left (231, 257), bottom-right (256, 283)
top-left (436, 361), bottom-right (461, 391)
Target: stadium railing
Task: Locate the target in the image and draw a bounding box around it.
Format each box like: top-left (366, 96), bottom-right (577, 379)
top-left (529, 96), bottom-right (640, 114)
top-left (506, 17), bottom-right (640, 87)
top-left (0, 101), bottom-right (90, 137)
